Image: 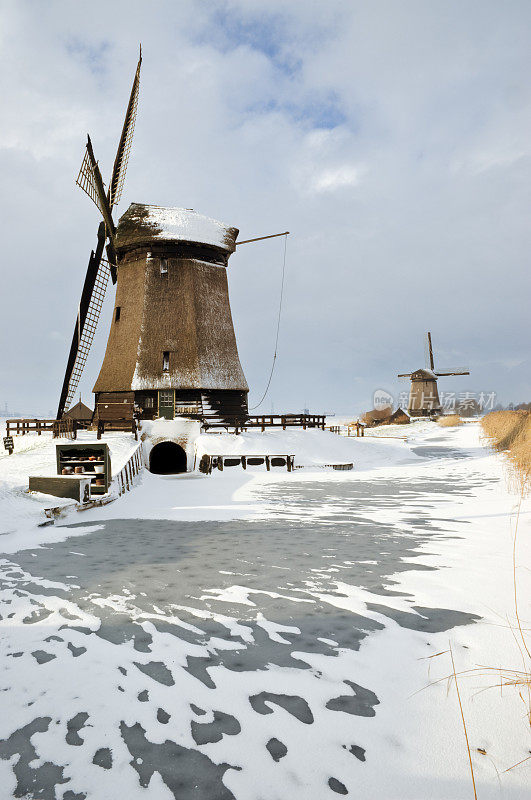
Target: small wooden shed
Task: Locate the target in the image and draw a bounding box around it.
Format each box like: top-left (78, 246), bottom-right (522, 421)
top-left (388, 408), bottom-right (410, 425)
top-left (63, 400), bottom-right (93, 422)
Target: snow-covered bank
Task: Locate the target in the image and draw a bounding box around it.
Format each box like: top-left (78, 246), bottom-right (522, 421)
top-left (194, 426), bottom-right (413, 468)
top-left (0, 419), bottom-right (416, 539)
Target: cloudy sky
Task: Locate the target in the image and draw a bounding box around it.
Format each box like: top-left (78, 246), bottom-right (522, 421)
top-left (1, 0), bottom-right (530, 416)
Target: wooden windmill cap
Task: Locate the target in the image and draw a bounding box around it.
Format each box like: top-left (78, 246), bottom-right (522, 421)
top-left (115, 203), bottom-right (239, 254)
top-left (411, 368), bottom-right (437, 380)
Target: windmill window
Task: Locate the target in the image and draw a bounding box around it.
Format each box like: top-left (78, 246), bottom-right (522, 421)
top-left (115, 306), bottom-right (121, 322)
top-left (160, 258), bottom-right (168, 275)
top-left (144, 396), bottom-right (154, 408)
top-left (162, 351), bottom-right (170, 371)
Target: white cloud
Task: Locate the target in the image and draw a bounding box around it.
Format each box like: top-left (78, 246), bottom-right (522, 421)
top-left (310, 164), bottom-right (364, 193)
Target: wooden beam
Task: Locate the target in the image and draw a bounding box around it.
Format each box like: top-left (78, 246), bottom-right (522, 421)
top-left (235, 231), bottom-right (289, 246)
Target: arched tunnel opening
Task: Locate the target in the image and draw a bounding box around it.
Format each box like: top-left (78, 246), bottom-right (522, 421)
top-left (149, 441), bottom-right (188, 475)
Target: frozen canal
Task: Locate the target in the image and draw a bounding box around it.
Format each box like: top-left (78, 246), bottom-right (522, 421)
top-left (0, 424), bottom-right (529, 799)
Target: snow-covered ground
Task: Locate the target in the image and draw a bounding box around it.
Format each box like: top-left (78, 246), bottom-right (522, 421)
top-left (0, 420), bottom-right (529, 799)
top-left (0, 418), bottom-right (140, 549)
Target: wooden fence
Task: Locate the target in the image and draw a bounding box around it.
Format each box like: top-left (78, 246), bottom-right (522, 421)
top-left (6, 418), bottom-right (80, 439)
top-left (6, 419), bottom-right (55, 436)
top-left (113, 442), bottom-right (144, 497)
top-left (202, 414), bottom-right (326, 433)
top-left (53, 419), bottom-right (78, 439)
top-left (326, 423), bottom-right (365, 437)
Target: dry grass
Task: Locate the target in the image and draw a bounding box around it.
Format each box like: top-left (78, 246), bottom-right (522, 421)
top-left (481, 411), bottom-right (531, 494)
top-left (438, 414), bottom-right (463, 427)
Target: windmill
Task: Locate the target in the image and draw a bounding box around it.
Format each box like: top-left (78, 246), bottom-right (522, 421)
top-left (56, 47), bottom-right (142, 419)
top-left (398, 332), bottom-right (470, 417)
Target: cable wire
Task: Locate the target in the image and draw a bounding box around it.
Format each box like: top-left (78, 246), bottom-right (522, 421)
top-left (250, 233), bottom-right (288, 410)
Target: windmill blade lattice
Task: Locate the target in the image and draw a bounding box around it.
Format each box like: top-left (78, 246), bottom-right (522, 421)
top-left (109, 50), bottom-right (142, 208)
top-left (63, 257), bottom-right (111, 412)
top-left (57, 48), bottom-right (142, 419)
top-left (76, 147), bottom-right (107, 217)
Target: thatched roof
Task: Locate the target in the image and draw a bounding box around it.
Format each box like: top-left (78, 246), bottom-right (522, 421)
top-left (115, 204), bottom-right (239, 254)
top-left (64, 400), bottom-right (93, 420)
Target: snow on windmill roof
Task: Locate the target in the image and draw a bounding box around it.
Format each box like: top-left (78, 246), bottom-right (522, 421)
top-left (115, 203), bottom-right (239, 253)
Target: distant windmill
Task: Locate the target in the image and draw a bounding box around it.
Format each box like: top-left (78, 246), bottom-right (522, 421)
top-left (398, 332), bottom-right (470, 417)
top-left (56, 47), bottom-right (142, 419)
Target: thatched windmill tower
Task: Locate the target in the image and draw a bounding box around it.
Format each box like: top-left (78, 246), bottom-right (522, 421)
top-left (93, 203), bottom-right (248, 421)
top-left (398, 332), bottom-right (469, 417)
top-left (56, 49), bottom-right (248, 426)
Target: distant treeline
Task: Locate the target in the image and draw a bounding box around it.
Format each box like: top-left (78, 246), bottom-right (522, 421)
top-left (493, 402), bottom-right (531, 412)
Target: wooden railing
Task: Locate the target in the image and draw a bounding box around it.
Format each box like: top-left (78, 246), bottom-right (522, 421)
top-left (202, 414), bottom-right (326, 433)
top-left (7, 418), bottom-right (55, 436)
top-left (326, 423), bottom-right (365, 437)
top-left (53, 419), bottom-right (78, 439)
top-left (113, 442), bottom-right (144, 497)
top-left (6, 418), bottom-right (80, 439)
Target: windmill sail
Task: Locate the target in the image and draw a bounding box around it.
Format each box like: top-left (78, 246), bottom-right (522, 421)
top-left (109, 47), bottom-right (142, 209)
top-left (56, 50), bottom-right (142, 419)
top-left (57, 224), bottom-right (110, 417)
top-left (427, 332), bottom-right (435, 371)
top-left (76, 136), bottom-right (116, 239)
top-left (76, 146), bottom-right (106, 216)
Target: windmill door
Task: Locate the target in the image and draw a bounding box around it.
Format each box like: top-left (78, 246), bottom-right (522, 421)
top-left (158, 390), bottom-right (174, 420)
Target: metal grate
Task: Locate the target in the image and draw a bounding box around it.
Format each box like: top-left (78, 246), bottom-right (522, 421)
top-left (64, 257), bottom-right (111, 412)
top-left (76, 148), bottom-right (106, 217)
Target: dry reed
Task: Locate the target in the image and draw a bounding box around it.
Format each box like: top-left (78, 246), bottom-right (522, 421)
top-left (438, 414), bottom-right (463, 427)
top-left (481, 411), bottom-right (531, 495)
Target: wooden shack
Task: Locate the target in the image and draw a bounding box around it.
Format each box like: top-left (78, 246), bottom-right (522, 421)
top-left (63, 400), bottom-right (93, 422)
top-left (388, 408), bottom-right (410, 425)
top-left (93, 204), bottom-right (248, 424)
